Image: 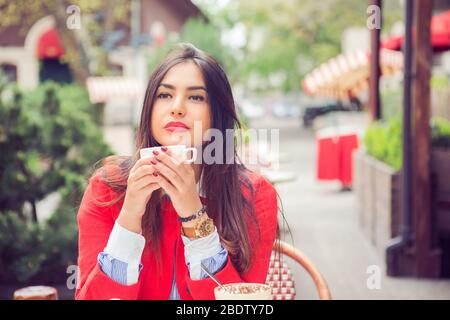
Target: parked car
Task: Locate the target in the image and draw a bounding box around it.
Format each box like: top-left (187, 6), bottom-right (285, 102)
top-left (302, 99), bottom-right (346, 127)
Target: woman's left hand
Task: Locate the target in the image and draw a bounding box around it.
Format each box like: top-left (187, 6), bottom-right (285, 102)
top-left (150, 148), bottom-right (203, 220)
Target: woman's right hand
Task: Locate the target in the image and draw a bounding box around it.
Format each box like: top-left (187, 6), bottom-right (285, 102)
top-left (117, 157), bottom-right (161, 234)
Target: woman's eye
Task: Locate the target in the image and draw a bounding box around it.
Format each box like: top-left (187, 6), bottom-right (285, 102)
top-left (157, 93), bottom-right (172, 99)
top-left (189, 95), bottom-right (205, 102)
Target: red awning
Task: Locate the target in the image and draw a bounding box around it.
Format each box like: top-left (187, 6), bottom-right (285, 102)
top-left (381, 35), bottom-right (403, 51)
top-left (382, 9), bottom-right (450, 52)
top-left (432, 9), bottom-right (450, 50)
top-left (36, 28), bottom-right (65, 59)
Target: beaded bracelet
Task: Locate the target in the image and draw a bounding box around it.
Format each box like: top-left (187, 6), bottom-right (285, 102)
top-left (178, 204), bottom-right (207, 223)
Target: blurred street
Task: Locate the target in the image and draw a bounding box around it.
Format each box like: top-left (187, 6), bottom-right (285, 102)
top-left (2, 0), bottom-right (450, 301)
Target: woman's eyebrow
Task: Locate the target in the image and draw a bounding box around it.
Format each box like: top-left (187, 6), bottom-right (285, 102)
top-left (187, 85), bottom-right (207, 92)
top-left (159, 83), bottom-right (207, 91)
top-left (159, 83), bottom-right (175, 90)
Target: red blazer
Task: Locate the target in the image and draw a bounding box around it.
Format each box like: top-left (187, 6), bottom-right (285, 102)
top-left (75, 169), bottom-right (278, 300)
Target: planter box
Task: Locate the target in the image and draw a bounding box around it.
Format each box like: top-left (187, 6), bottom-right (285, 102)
top-left (353, 150), bottom-right (401, 260)
top-left (431, 149), bottom-right (450, 236)
top-left (431, 149), bottom-right (450, 277)
top-left (354, 148), bottom-right (450, 276)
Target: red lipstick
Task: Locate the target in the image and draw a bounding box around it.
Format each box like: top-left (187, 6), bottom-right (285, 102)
top-left (164, 121), bottom-right (189, 132)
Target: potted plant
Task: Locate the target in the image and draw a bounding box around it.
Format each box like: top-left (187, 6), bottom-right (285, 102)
top-left (353, 116), bottom-right (450, 260)
top-left (353, 117), bottom-right (402, 259)
top-left (430, 118), bottom-right (450, 276)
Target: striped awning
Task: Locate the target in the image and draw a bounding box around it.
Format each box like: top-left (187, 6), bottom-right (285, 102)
top-left (86, 77), bottom-right (145, 104)
top-left (302, 49), bottom-right (403, 99)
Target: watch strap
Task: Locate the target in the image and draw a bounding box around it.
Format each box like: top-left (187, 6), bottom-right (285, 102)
top-left (181, 226), bottom-right (197, 239)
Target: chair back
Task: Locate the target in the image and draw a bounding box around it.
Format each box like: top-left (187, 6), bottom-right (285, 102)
top-left (265, 240), bottom-right (332, 300)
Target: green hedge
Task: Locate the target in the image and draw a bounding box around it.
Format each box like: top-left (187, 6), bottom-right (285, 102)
top-left (431, 117), bottom-right (450, 149)
top-left (0, 76), bottom-right (112, 284)
top-left (363, 116), bottom-right (450, 171)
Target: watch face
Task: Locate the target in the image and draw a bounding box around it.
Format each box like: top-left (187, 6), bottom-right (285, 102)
top-left (196, 218), bottom-right (214, 238)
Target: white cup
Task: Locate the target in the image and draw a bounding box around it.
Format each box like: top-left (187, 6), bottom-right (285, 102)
top-left (140, 145), bottom-right (198, 164)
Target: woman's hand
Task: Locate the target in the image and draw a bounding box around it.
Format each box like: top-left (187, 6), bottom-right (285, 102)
top-left (117, 156), bottom-right (161, 233)
top-left (150, 148), bottom-right (203, 226)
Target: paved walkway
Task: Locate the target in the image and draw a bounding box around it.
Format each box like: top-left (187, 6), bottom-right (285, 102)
top-left (103, 125), bottom-right (135, 156)
top-left (251, 115), bottom-right (450, 300)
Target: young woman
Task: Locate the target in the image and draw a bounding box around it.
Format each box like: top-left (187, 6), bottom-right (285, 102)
top-left (75, 43), bottom-right (280, 300)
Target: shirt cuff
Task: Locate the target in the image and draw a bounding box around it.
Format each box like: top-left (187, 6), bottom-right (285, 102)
top-left (104, 221), bottom-right (146, 265)
top-left (98, 252), bottom-right (144, 286)
top-left (181, 227), bottom-right (224, 279)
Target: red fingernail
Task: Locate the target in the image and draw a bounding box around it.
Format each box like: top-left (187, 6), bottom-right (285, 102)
top-left (161, 147), bottom-right (168, 152)
top-left (150, 160), bottom-right (157, 165)
top-left (152, 150), bottom-right (159, 155)
top-left (153, 172), bottom-right (158, 176)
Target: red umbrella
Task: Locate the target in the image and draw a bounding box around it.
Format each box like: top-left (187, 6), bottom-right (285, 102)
top-left (432, 9), bottom-right (450, 51)
top-left (36, 28), bottom-right (65, 59)
top-left (382, 9), bottom-right (450, 52)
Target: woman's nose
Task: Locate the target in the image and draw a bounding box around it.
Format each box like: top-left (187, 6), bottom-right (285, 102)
top-left (171, 109), bottom-right (184, 117)
top-left (170, 97), bottom-right (185, 117)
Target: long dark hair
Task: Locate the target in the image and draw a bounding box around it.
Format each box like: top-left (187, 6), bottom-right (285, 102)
top-left (90, 43), bottom-right (283, 274)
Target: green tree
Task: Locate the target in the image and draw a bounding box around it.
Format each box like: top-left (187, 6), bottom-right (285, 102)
top-left (0, 80), bottom-right (111, 221)
top-left (147, 17), bottom-right (237, 80)
top-left (195, 0), bottom-right (403, 92)
top-left (180, 18), bottom-right (236, 76)
top-left (0, 74), bottom-right (112, 283)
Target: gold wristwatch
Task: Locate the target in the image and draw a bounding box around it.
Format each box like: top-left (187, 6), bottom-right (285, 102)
top-left (182, 214), bottom-right (215, 240)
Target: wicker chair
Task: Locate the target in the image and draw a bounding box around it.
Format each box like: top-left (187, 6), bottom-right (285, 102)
top-left (265, 240), bottom-right (332, 300)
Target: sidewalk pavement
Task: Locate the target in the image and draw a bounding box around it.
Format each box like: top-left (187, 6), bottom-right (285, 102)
top-left (103, 125), bottom-right (135, 156)
top-left (251, 115), bottom-right (450, 300)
